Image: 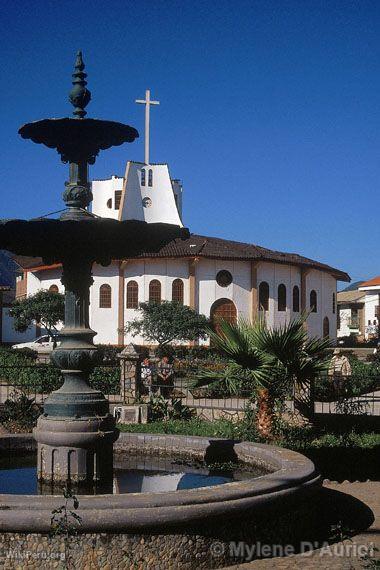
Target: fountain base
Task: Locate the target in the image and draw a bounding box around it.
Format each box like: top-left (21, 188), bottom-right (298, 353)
top-left (34, 414), bottom-right (118, 484)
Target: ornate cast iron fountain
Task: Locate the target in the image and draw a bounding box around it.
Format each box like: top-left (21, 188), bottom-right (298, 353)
top-left (0, 52), bottom-right (188, 489)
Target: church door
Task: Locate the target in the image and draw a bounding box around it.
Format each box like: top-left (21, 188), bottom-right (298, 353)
top-left (210, 299), bottom-right (237, 335)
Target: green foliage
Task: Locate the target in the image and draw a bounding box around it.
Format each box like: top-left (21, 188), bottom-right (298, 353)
top-left (194, 313), bottom-right (331, 401)
top-left (0, 392), bottom-right (42, 431)
top-left (0, 347), bottom-right (61, 393)
top-left (314, 356), bottom-right (380, 401)
top-left (10, 290), bottom-right (64, 336)
top-left (118, 418), bottom-right (380, 450)
top-left (50, 487), bottom-right (82, 538)
top-left (148, 394), bottom-right (195, 421)
top-left (0, 347), bottom-right (119, 396)
top-left (123, 301), bottom-right (210, 347)
top-left (88, 366), bottom-right (120, 394)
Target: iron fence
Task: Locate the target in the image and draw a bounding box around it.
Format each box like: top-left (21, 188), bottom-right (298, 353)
top-left (0, 360), bottom-right (379, 419)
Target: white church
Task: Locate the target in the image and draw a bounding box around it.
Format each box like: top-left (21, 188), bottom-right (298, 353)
top-left (14, 90), bottom-right (349, 346)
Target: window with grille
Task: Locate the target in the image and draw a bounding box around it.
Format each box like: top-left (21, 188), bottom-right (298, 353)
top-left (141, 169), bottom-right (146, 186)
top-left (126, 281), bottom-right (139, 309)
top-left (99, 284), bottom-right (112, 308)
top-left (172, 279), bottom-right (184, 304)
top-left (114, 191), bottom-right (122, 210)
top-left (258, 281), bottom-right (269, 311)
top-left (148, 169), bottom-right (153, 187)
top-left (310, 290), bottom-right (317, 313)
top-left (49, 284), bottom-right (59, 293)
top-left (293, 285), bottom-right (300, 312)
top-left (149, 279), bottom-right (161, 303)
top-left (278, 284), bottom-right (287, 312)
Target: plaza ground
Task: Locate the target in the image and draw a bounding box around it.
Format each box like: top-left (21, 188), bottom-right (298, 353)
top-left (228, 481), bottom-right (380, 569)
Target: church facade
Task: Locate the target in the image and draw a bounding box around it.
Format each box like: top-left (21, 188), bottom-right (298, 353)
top-left (15, 159), bottom-right (349, 345)
top-left (13, 91), bottom-right (349, 345)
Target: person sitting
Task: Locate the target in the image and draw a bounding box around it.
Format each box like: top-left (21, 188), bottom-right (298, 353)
top-left (157, 356), bottom-right (174, 398)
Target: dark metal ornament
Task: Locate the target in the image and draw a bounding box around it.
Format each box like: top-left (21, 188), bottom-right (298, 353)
top-left (69, 51), bottom-right (91, 118)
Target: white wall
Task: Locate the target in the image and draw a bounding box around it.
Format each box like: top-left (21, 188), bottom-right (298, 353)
top-left (90, 263), bottom-right (120, 345)
top-left (120, 162), bottom-right (183, 226)
top-left (24, 259), bottom-right (339, 345)
top-left (91, 176), bottom-right (124, 220)
top-left (337, 307), bottom-right (352, 337)
top-left (123, 259), bottom-right (190, 345)
top-left (360, 289), bottom-right (379, 338)
top-left (197, 259), bottom-right (251, 321)
top-left (305, 270), bottom-right (336, 340)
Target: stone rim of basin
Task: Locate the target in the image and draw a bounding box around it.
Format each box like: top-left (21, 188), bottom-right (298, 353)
top-left (0, 432), bottom-right (321, 533)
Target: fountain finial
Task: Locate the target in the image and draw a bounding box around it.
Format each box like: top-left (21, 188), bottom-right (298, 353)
top-left (69, 50), bottom-right (91, 118)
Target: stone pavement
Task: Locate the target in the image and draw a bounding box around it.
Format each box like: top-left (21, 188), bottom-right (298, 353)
top-left (225, 482), bottom-right (380, 569)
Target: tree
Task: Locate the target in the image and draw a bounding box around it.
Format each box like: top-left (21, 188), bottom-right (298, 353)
top-left (10, 290), bottom-right (64, 341)
top-left (123, 301), bottom-right (210, 347)
top-left (195, 313), bottom-right (331, 438)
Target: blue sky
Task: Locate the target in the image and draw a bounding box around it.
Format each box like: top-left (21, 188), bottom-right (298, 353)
top-left (1, 0), bottom-right (379, 285)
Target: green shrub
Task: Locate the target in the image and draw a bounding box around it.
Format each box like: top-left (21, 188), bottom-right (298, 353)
top-left (89, 366), bottom-right (119, 394)
top-left (0, 348), bottom-right (120, 395)
top-left (148, 395), bottom-right (195, 421)
top-left (0, 392), bottom-right (42, 432)
top-left (314, 356), bottom-right (380, 401)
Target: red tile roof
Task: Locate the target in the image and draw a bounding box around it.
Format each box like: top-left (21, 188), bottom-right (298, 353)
top-left (11, 233), bottom-right (350, 281)
top-left (360, 276), bottom-right (380, 287)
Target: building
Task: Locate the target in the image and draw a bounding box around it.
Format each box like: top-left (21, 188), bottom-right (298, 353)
top-left (337, 277), bottom-right (380, 341)
top-left (14, 163), bottom-right (349, 345)
top-left (337, 288), bottom-right (366, 339)
top-left (12, 92), bottom-right (349, 346)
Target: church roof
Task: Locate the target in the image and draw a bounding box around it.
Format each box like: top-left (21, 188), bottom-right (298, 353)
top-left (12, 233), bottom-right (350, 281)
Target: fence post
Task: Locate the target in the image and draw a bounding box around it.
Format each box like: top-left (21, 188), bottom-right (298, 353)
top-left (117, 344), bottom-right (142, 404)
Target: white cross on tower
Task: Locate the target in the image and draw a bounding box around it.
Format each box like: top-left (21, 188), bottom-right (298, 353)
top-left (135, 89), bottom-right (160, 165)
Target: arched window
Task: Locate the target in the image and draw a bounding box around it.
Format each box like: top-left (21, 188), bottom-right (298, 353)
top-left (258, 281), bottom-right (269, 312)
top-left (126, 280), bottom-right (139, 309)
top-left (148, 169), bottom-right (153, 187)
top-left (99, 284), bottom-right (112, 308)
top-left (149, 279), bottom-right (161, 303)
top-left (277, 284), bottom-right (287, 312)
top-left (106, 198), bottom-right (112, 209)
top-left (210, 299), bottom-right (237, 335)
top-left (292, 285), bottom-right (300, 312)
top-left (172, 279), bottom-right (184, 304)
top-left (310, 290), bottom-right (317, 313)
top-left (323, 316), bottom-right (330, 338)
top-left (332, 292), bottom-right (336, 314)
top-left (141, 169), bottom-right (146, 186)
top-left (49, 284), bottom-right (59, 293)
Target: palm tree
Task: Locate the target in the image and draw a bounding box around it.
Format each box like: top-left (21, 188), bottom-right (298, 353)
top-left (195, 313), bottom-right (331, 438)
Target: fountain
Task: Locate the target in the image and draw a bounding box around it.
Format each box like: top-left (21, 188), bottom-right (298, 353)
top-left (0, 53), bottom-right (323, 568)
top-left (0, 51), bottom-right (188, 489)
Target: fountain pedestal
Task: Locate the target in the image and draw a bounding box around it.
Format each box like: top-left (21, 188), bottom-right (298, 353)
top-left (33, 256), bottom-right (119, 486)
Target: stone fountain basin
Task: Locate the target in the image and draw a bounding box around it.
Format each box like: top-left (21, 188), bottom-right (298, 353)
top-left (0, 432), bottom-right (321, 533)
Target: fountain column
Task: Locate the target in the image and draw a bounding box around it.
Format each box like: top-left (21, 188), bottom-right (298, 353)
top-left (33, 254), bottom-right (118, 487)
